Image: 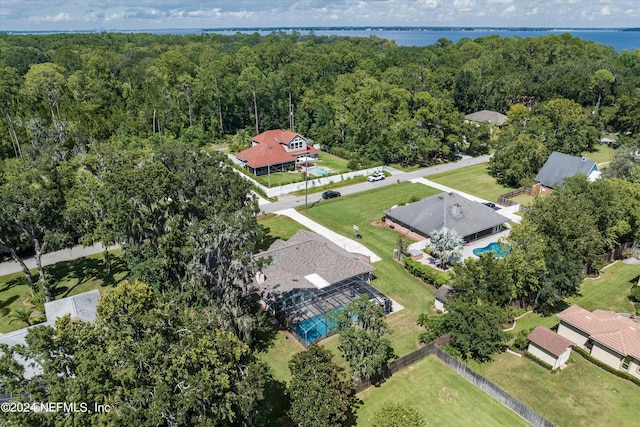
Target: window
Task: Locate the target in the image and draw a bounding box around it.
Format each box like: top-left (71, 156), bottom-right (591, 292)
top-left (621, 356), bottom-right (631, 371)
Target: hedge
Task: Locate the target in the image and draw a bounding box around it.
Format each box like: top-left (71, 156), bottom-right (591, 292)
top-left (403, 258), bottom-right (449, 287)
top-left (524, 351), bottom-right (553, 371)
top-left (573, 346), bottom-right (640, 386)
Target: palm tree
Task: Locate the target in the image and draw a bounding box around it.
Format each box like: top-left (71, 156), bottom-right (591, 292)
top-left (9, 306), bottom-right (34, 327)
top-left (428, 227), bottom-right (463, 269)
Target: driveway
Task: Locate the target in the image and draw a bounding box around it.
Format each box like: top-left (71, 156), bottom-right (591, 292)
top-left (276, 208), bottom-right (382, 262)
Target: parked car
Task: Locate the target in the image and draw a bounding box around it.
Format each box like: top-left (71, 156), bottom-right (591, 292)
top-left (321, 190), bottom-right (341, 199)
top-left (367, 172), bottom-right (385, 182)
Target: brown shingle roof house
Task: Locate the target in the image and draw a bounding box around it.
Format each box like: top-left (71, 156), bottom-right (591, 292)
top-left (235, 129), bottom-right (318, 175)
top-left (556, 304), bottom-right (640, 378)
top-left (527, 326), bottom-right (573, 369)
top-left (254, 230), bottom-right (391, 346)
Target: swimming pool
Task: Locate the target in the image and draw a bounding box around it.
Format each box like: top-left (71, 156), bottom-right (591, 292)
top-left (308, 167), bottom-right (331, 176)
top-left (472, 242), bottom-right (510, 258)
top-left (292, 307), bottom-right (342, 344)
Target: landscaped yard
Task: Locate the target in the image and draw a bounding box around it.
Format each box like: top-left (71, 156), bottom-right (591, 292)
top-left (583, 144), bottom-right (616, 165)
top-left (357, 356), bottom-right (530, 427)
top-left (567, 261), bottom-right (639, 313)
top-left (427, 163), bottom-right (516, 203)
top-left (469, 352), bottom-right (640, 427)
top-left (0, 250), bottom-right (127, 333)
top-left (299, 182), bottom-right (448, 355)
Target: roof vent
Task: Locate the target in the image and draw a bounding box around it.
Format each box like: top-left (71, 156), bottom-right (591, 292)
top-left (581, 157), bottom-right (587, 162)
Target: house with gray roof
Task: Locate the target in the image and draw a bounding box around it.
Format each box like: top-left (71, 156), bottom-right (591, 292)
top-left (383, 192), bottom-right (509, 244)
top-left (255, 230), bottom-right (390, 346)
top-left (532, 151), bottom-right (600, 195)
top-left (464, 110), bottom-right (508, 125)
top-left (0, 290), bottom-right (101, 379)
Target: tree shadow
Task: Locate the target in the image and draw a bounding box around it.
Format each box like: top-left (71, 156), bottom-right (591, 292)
top-left (0, 295), bottom-right (19, 311)
top-left (44, 252), bottom-right (128, 299)
top-left (255, 225), bottom-right (278, 252)
top-left (263, 378), bottom-right (289, 427)
top-left (252, 314), bottom-right (280, 354)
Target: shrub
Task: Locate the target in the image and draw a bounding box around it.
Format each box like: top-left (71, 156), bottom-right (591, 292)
top-left (629, 286), bottom-right (640, 302)
top-left (524, 351), bottom-right (553, 371)
top-left (512, 328), bottom-right (533, 352)
top-left (30, 290), bottom-right (45, 312)
top-left (573, 346), bottom-right (640, 386)
top-left (404, 258), bottom-right (449, 287)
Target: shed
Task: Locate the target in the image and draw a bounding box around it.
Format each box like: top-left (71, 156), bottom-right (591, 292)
top-left (527, 326), bottom-right (573, 369)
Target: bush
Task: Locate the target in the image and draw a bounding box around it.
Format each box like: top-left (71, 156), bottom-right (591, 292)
top-left (512, 328), bottom-right (533, 352)
top-left (573, 346), bottom-right (640, 386)
top-left (524, 351), bottom-right (553, 371)
top-left (30, 290), bottom-right (45, 312)
top-left (629, 286), bottom-right (640, 302)
top-left (404, 257), bottom-right (449, 287)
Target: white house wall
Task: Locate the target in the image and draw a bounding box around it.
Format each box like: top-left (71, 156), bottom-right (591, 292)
top-left (591, 342), bottom-right (624, 370)
top-left (528, 343), bottom-right (560, 369)
top-left (628, 359), bottom-right (640, 380)
top-left (557, 322), bottom-right (589, 347)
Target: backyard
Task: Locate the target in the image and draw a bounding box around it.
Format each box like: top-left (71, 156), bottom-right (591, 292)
top-left (0, 250), bottom-right (127, 333)
top-left (468, 352), bottom-right (640, 427)
top-left (428, 163), bottom-right (515, 203)
top-left (356, 356), bottom-right (530, 427)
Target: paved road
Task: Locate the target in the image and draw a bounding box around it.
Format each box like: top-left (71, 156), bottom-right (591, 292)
top-left (0, 155), bottom-right (491, 275)
top-left (0, 243), bottom-right (119, 277)
top-left (261, 154), bottom-right (492, 213)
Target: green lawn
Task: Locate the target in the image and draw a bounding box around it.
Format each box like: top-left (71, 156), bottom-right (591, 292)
top-left (300, 182), bottom-right (447, 355)
top-left (316, 151), bottom-right (350, 171)
top-left (567, 261), bottom-right (639, 313)
top-left (0, 250), bottom-right (127, 333)
top-left (583, 144), bottom-right (616, 165)
top-left (357, 356), bottom-right (530, 427)
top-left (428, 163), bottom-right (516, 202)
top-left (469, 352), bottom-right (640, 427)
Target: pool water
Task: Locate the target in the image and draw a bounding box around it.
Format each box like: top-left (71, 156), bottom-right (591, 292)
top-left (308, 167), bottom-right (331, 176)
top-left (292, 308), bottom-right (342, 344)
top-left (473, 242), bottom-right (510, 258)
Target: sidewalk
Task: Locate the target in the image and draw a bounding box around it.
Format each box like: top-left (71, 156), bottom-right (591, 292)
top-left (275, 208), bottom-right (382, 262)
top-left (0, 243), bottom-right (119, 277)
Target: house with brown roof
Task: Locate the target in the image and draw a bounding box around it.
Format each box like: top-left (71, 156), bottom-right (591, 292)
top-left (254, 230), bottom-right (391, 345)
top-left (235, 129), bottom-right (318, 175)
top-left (556, 304), bottom-right (640, 378)
top-left (527, 326), bottom-right (573, 369)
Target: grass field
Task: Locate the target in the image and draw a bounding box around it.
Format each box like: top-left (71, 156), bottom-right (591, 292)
top-left (567, 261), bottom-right (639, 313)
top-left (356, 356), bottom-right (530, 427)
top-left (0, 250), bottom-right (127, 333)
top-left (469, 352), bottom-right (640, 427)
top-left (428, 163), bottom-right (515, 202)
top-left (583, 144), bottom-right (616, 165)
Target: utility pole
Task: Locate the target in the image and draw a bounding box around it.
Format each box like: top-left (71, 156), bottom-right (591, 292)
top-left (305, 152), bottom-right (309, 209)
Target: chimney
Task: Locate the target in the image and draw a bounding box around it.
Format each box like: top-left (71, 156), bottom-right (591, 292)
top-left (255, 272), bottom-right (265, 284)
top-left (452, 203), bottom-right (462, 217)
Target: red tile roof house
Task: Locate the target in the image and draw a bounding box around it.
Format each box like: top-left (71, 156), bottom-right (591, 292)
top-left (527, 326), bottom-right (573, 369)
top-left (556, 304), bottom-right (640, 379)
top-left (235, 129), bottom-right (318, 176)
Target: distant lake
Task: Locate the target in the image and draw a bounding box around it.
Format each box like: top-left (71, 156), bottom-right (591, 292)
top-left (7, 27), bottom-right (639, 52)
top-left (207, 28), bottom-right (639, 52)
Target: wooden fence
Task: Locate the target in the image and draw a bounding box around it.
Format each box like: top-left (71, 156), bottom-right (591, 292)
top-left (355, 338), bottom-right (555, 427)
top-left (497, 187), bottom-right (530, 207)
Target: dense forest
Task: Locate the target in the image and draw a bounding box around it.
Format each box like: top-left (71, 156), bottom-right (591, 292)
top-left (1, 32), bottom-right (640, 426)
top-left (1, 31), bottom-right (639, 167)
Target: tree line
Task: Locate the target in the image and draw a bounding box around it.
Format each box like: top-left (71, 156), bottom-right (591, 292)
top-left (1, 31), bottom-right (639, 168)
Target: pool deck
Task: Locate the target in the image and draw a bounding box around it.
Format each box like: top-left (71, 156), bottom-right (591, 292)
top-left (461, 227), bottom-right (511, 259)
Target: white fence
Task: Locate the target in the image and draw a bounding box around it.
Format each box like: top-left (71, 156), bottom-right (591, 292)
top-left (229, 154), bottom-right (381, 198)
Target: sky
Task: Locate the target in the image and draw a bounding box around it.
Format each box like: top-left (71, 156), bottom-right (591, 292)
top-left (1, 0), bottom-right (638, 32)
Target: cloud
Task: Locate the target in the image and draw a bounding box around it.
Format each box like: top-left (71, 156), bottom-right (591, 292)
top-left (28, 12), bottom-right (72, 23)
